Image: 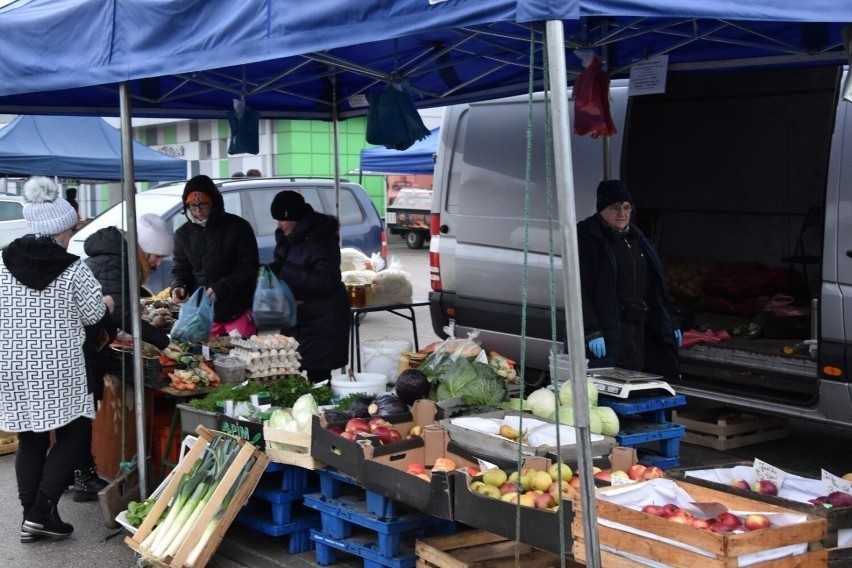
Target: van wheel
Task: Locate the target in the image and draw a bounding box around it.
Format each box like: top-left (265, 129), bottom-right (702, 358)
top-left (406, 231), bottom-right (425, 249)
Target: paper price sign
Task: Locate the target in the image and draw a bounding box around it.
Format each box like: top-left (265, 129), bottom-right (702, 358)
top-left (201, 345), bottom-right (211, 361)
top-left (753, 458), bottom-right (786, 488)
top-left (821, 469), bottom-right (852, 495)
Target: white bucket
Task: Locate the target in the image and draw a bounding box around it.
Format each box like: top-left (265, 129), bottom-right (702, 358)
top-left (361, 338), bottom-right (412, 383)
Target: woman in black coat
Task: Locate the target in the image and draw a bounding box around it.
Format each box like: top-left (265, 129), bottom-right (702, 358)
top-left (577, 180), bottom-right (680, 378)
top-left (269, 190), bottom-right (350, 382)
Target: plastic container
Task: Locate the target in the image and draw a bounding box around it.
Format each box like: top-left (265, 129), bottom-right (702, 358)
top-left (361, 338), bottom-right (411, 383)
top-left (330, 373), bottom-right (388, 398)
top-left (213, 355), bottom-right (247, 384)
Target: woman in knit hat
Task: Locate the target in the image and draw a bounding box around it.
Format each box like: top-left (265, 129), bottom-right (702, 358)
top-left (576, 179), bottom-right (681, 377)
top-left (0, 176), bottom-right (113, 541)
top-left (268, 190), bottom-right (350, 382)
top-left (169, 175), bottom-right (259, 337)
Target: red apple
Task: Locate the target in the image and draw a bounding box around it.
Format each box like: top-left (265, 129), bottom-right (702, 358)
top-left (548, 480), bottom-right (572, 500)
top-left (368, 417), bottom-right (390, 431)
top-left (339, 431), bottom-right (356, 441)
top-left (753, 480), bottom-right (778, 495)
top-left (641, 504), bottom-right (665, 517)
top-left (327, 426), bottom-right (343, 435)
top-left (499, 481), bottom-right (522, 495)
top-left (406, 462), bottom-right (426, 475)
top-left (716, 512), bottom-right (742, 529)
top-left (431, 457), bottom-right (457, 472)
top-left (345, 418), bottom-right (370, 433)
top-left (568, 476), bottom-right (581, 490)
top-left (594, 470), bottom-right (612, 483)
top-left (709, 521), bottom-right (730, 533)
top-left (466, 466), bottom-right (481, 477)
top-left (743, 514), bottom-right (771, 530)
top-left (667, 513), bottom-right (691, 524)
top-left (688, 517), bottom-right (711, 529)
top-left (627, 464), bottom-right (647, 481)
top-left (662, 504), bottom-right (680, 518)
top-left (730, 478), bottom-right (750, 490)
top-left (534, 492), bottom-right (556, 509)
top-left (641, 466), bottom-right (664, 480)
top-left (387, 429), bottom-right (402, 442)
top-left (371, 426), bottom-right (393, 444)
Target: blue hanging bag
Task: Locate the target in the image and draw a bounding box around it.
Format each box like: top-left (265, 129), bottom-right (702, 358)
top-left (171, 286), bottom-right (215, 343)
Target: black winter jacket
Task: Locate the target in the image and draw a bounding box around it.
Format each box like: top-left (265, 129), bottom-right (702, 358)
top-left (577, 215), bottom-right (679, 377)
top-left (84, 226), bottom-right (170, 350)
top-left (270, 207), bottom-right (350, 372)
top-left (170, 194), bottom-right (259, 324)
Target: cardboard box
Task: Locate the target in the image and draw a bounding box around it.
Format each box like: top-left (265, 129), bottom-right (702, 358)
top-left (451, 456), bottom-right (576, 555)
top-left (125, 426), bottom-right (269, 568)
top-left (310, 399), bottom-right (439, 482)
top-left (439, 409), bottom-right (616, 464)
top-left (572, 478), bottom-right (827, 567)
top-left (667, 462), bottom-right (852, 565)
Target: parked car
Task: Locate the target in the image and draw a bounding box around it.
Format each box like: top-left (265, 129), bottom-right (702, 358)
top-left (68, 177), bottom-right (386, 294)
top-left (0, 194), bottom-right (27, 250)
top-left (385, 187), bottom-right (432, 249)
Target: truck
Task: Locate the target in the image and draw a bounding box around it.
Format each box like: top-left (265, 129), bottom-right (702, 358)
top-left (428, 65), bottom-right (852, 427)
top-left (385, 187), bottom-right (432, 249)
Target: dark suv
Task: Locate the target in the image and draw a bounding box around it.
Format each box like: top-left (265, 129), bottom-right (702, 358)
top-left (68, 177), bottom-right (386, 293)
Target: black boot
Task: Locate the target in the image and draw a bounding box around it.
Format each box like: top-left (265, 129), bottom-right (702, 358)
top-left (73, 466), bottom-right (108, 502)
top-left (22, 493), bottom-right (73, 538)
top-left (20, 504), bottom-right (41, 544)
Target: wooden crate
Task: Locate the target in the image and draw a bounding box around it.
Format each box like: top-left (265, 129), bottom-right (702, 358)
top-left (263, 426), bottom-right (323, 470)
top-left (0, 430), bottom-right (18, 455)
top-left (125, 426), bottom-right (270, 568)
top-left (416, 530), bottom-right (583, 568)
top-left (572, 479), bottom-right (827, 568)
top-left (672, 407), bottom-right (789, 450)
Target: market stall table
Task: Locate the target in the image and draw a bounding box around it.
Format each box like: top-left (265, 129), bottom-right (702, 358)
top-left (349, 300), bottom-right (429, 372)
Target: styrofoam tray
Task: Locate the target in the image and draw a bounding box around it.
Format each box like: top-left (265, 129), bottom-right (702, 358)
top-left (115, 435), bottom-right (196, 535)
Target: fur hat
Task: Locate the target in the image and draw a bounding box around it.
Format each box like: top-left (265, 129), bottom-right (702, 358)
top-left (596, 179), bottom-right (632, 212)
top-left (137, 213), bottom-right (174, 256)
top-left (271, 190), bottom-right (309, 221)
top-left (22, 176), bottom-right (79, 235)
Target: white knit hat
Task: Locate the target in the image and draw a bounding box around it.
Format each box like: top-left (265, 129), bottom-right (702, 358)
top-left (137, 213), bottom-right (174, 256)
top-left (22, 176), bottom-right (79, 235)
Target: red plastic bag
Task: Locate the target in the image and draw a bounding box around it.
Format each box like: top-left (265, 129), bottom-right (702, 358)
top-left (573, 55), bottom-right (617, 138)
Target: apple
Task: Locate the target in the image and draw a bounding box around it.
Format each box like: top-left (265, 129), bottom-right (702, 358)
top-left (482, 468), bottom-right (508, 487)
top-left (641, 504), bottom-right (665, 517)
top-left (753, 479), bottom-right (778, 496)
top-left (406, 462), bottom-right (426, 475)
top-left (509, 469), bottom-right (533, 491)
top-left (715, 512), bottom-right (742, 529)
top-left (667, 513), bottom-right (691, 524)
top-left (327, 426), bottom-right (343, 435)
top-left (406, 425), bottom-right (423, 438)
top-left (465, 466), bottom-right (481, 477)
top-left (530, 470), bottom-right (554, 492)
top-left (548, 462), bottom-right (573, 483)
top-left (594, 470), bottom-right (612, 483)
top-left (709, 521), bottom-right (730, 533)
top-left (339, 431), bottom-right (356, 441)
top-left (688, 517), bottom-right (711, 529)
top-left (469, 480), bottom-right (487, 492)
top-left (371, 426), bottom-right (393, 444)
top-left (642, 466), bottom-right (664, 480)
top-left (729, 478), bottom-right (750, 490)
top-left (345, 418), bottom-right (370, 433)
top-left (610, 470), bottom-right (630, 483)
top-left (548, 480), bottom-right (573, 500)
top-left (479, 485), bottom-right (502, 499)
top-left (431, 457), bottom-right (457, 472)
top-left (592, 466), bottom-right (602, 474)
top-left (842, 472), bottom-right (852, 482)
top-left (743, 514), bottom-right (771, 530)
top-left (499, 481), bottom-right (522, 495)
top-left (568, 476), bottom-right (581, 490)
top-left (534, 492), bottom-right (556, 509)
top-left (415, 473), bottom-right (431, 482)
top-left (388, 429), bottom-right (402, 442)
top-left (518, 494), bottom-right (536, 507)
top-left (368, 417), bottom-right (390, 431)
top-left (662, 504), bottom-right (680, 518)
top-left (627, 464), bottom-right (647, 481)
top-left (501, 492), bottom-right (519, 502)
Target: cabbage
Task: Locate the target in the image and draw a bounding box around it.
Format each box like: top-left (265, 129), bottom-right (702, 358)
top-left (589, 408), bottom-right (603, 435)
top-left (436, 358), bottom-right (504, 406)
top-left (293, 393), bottom-right (318, 416)
top-left (267, 409), bottom-right (294, 430)
top-left (548, 405), bottom-right (575, 425)
top-left (595, 405), bottom-right (620, 437)
top-left (559, 377), bottom-right (598, 407)
top-left (526, 388), bottom-right (557, 418)
top-left (501, 397), bottom-right (527, 411)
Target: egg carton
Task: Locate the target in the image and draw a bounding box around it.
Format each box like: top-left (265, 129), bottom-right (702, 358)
top-left (245, 357), bottom-right (301, 374)
top-left (247, 368), bottom-right (302, 380)
top-left (231, 334), bottom-right (299, 350)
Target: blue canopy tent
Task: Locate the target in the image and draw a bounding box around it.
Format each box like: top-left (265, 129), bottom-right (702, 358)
top-left (359, 128), bottom-right (439, 175)
top-left (0, 115), bottom-right (186, 180)
top-left (1, 4), bottom-right (851, 559)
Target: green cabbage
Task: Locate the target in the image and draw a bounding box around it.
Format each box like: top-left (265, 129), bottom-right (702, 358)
top-left (589, 408), bottom-right (603, 435)
top-left (559, 377), bottom-right (598, 407)
top-left (595, 405), bottom-right (620, 437)
top-left (292, 393), bottom-right (318, 432)
top-left (526, 388), bottom-right (557, 418)
top-left (548, 405), bottom-right (575, 425)
top-left (436, 358), bottom-right (504, 407)
top-left (501, 397), bottom-right (527, 411)
top-left (268, 409), bottom-right (294, 429)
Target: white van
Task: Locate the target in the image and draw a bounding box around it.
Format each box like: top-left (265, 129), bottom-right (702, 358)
top-left (429, 65), bottom-right (852, 427)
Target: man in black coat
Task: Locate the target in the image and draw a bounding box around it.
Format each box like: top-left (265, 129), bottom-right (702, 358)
top-left (170, 175), bottom-right (259, 337)
top-left (269, 190), bottom-right (350, 382)
top-left (577, 180), bottom-right (681, 378)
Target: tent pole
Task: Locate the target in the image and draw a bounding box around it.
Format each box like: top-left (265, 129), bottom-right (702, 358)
top-left (120, 81), bottom-right (149, 498)
top-left (545, 20), bottom-right (601, 567)
top-left (331, 73), bottom-right (341, 231)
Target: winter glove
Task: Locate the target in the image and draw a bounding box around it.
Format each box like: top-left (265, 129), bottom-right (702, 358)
top-left (588, 337), bottom-right (606, 358)
top-left (674, 329), bottom-right (682, 347)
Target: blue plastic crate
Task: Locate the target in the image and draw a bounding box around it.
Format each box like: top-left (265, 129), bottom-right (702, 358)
top-left (318, 467), bottom-right (360, 499)
top-left (616, 421), bottom-right (684, 459)
top-left (262, 462), bottom-right (318, 491)
top-left (637, 450), bottom-right (680, 469)
top-left (311, 529), bottom-right (416, 568)
top-left (248, 486), bottom-right (317, 525)
top-left (599, 395), bottom-right (687, 423)
top-left (235, 514), bottom-right (321, 553)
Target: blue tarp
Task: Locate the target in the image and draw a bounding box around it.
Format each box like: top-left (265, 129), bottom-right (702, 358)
top-left (0, 115), bottom-right (187, 181)
top-left (359, 128), bottom-right (439, 175)
top-left (0, 1), bottom-right (848, 118)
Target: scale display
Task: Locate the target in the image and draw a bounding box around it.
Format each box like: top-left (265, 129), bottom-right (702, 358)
top-left (589, 367), bottom-right (675, 398)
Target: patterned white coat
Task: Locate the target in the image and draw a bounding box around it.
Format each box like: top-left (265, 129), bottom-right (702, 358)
top-left (0, 256), bottom-right (106, 432)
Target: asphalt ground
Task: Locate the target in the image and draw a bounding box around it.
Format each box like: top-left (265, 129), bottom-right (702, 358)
top-left (0, 237), bottom-right (849, 567)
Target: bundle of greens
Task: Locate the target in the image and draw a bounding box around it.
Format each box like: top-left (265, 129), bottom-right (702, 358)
top-left (435, 357), bottom-right (505, 407)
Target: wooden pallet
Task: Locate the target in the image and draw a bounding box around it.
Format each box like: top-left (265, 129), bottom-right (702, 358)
top-left (416, 530), bottom-right (582, 568)
top-left (672, 407), bottom-right (789, 450)
top-left (0, 431), bottom-right (18, 455)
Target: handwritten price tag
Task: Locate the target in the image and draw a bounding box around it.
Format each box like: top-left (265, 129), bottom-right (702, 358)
top-left (610, 473), bottom-right (634, 486)
top-left (201, 345), bottom-right (211, 361)
top-left (753, 458), bottom-right (786, 489)
top-left (821, 469), bottom-right (852, 495)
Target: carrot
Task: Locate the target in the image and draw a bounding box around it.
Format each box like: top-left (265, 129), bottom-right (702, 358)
top-left (184, 382), bottom-right (196, 391)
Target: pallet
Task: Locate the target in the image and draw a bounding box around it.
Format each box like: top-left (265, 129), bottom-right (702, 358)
top-left (415, 530), bottom-right (583, 568)
top-left (0, 430), bottom-right (18, 455)
top-left (672, 407), bottom-right (789, 450)
top-left (598, 394), bottom-right (687, 424)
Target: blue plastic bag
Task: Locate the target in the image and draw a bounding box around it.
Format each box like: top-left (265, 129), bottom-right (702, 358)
top-left (253, 266), bottom-right (297, 330)
top-left (171, 286), bottom-right (215, 343)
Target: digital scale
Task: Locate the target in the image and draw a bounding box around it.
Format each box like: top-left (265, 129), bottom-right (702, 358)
top-left (588, 367), bottom-right (676, 399)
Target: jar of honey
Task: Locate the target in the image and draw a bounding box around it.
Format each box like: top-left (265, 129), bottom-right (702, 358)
top-left (348, 285), bottom-right (366, 308)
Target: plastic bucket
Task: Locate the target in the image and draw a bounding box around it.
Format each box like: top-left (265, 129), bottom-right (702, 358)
top-left (330, 373), bottom-right (388, 397)
top-left (361, 338), bottom-right (412, 383)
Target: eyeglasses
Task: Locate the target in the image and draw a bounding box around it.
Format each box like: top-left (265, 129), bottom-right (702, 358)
top-left (605, 203), bottom-right (633, 214)
top-left (187, 202), bottom-right (211, 211)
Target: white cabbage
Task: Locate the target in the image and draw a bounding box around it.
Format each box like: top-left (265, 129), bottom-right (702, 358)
top-left (526, 388), bottom-right (557, 418)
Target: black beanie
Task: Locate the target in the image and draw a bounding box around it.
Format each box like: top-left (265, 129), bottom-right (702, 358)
top-left (596, 179), bottom-right (632, 212)
top-left (271, 190), bottom-right (309, 221)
